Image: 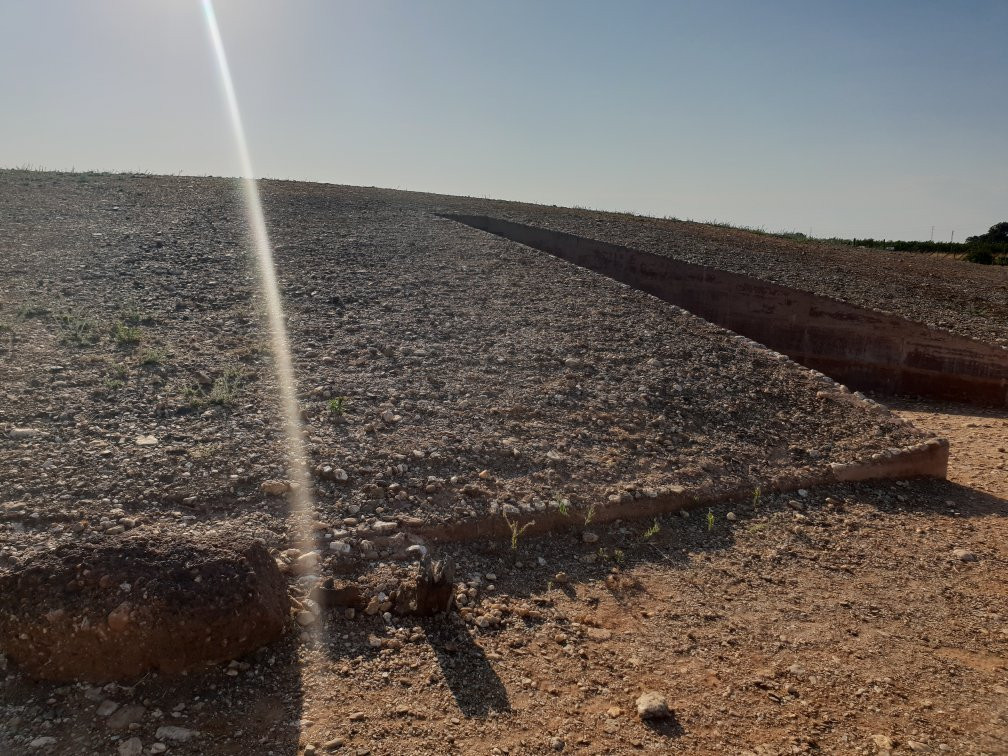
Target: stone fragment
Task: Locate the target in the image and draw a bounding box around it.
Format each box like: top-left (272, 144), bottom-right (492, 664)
top-left (293, 551), bottom-right (320, 575)
top-left (405, 544), bottom-right (428, 559)
top-left (96, 699), bottom-right (120, 717)
top-left (295, 610), bottom-right (316, 627)
top-left (261, 480), bottom-right (291, 496)
top-left (636, 691), bottom-right (671, 720)
top-left (107, 704), bottom-right (146, 729)
top-left (154, 726), bottom-right (199, 742)
top-left (107, 603), bottom-right (132, 632)
top-left (871, 734), bottom-right (894, 750)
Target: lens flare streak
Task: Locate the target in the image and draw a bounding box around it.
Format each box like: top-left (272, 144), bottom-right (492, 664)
top-left (201, 0), bottom-right (315, 553)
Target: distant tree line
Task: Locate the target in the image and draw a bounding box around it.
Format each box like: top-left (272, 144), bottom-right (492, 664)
top-left (813, 222), bottom-right (1008, 265)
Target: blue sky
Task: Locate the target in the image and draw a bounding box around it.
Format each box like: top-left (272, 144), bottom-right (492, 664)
top-left (2, 0), bottom-right (1005, 240)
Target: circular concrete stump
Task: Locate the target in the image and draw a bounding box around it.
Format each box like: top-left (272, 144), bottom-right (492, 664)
top-left (0, 535), bottom-right (289, 681)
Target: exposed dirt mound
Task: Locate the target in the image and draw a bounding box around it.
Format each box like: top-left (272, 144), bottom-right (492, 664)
top-left (0, 534), bottom-right (289, 681)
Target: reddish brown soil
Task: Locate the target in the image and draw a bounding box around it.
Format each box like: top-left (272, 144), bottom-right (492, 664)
top-left (4, 400), bottom-right (1005, 755)
top-left (0, 537), bottom-right (288, 682)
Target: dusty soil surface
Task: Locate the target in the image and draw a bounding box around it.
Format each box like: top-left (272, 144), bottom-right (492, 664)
top-left (889, 400), bottom-right (1008, 502)
top-left (0, 171), bottom-right (926, 559)
top-left (2, 403), bottom-right (1004, 755)
top-left (1, 171), bottom-right (1005, 755)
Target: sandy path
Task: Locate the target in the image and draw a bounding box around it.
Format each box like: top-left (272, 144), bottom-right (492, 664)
top-left (889, 398), bottom-right (1008, 501)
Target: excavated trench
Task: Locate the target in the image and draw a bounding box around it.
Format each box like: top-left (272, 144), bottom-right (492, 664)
top-left (444, 214), bottom-right (1008, 407)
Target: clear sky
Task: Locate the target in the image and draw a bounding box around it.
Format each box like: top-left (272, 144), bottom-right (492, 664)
top-left (2, 1), bottom-right (1005, 240)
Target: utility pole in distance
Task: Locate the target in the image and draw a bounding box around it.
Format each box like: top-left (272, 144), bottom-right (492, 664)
top-left (951, 230), bottom-right (955, 243)
top-left (931, 225), bottom-right (934, 241)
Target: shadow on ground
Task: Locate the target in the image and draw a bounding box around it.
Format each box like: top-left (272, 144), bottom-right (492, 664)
top-left (423, 622), bottom-right (510, 717)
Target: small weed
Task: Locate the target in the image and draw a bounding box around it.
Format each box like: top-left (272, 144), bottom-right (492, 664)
top-left (103, 378), bottom-right (125, 393)
top-left (139, 347), bottom-right (167, 366)
top-left (551, 496), bottom-right (570, 516)
top-left (503, 511), bottom-right (534, 551)
top-left (327, 396), bottom-right (348, 416)
top-left (181, 384), bottom-right (204, 408)
top-left (17, 305), bottom-right (49, 320)
top-left (120, 306), bottom-right (154, 326)
top-left (209, 366), bottom-right (244, 407)
top-left (112, 321), bottom-right (141, 346)
top-left (189, 442), bottom-right (221, 461)
top-left (748, 522), bottom-right (768, 534)
top-left (752, 486), bottom-right (762, 510)
top-left (58, 313), bottom-right (99, 347)
top-left (707, 508), bottom-right (715, 531)
top-left (613, 548), bottom-right (625, 563)
top-left (643, 519), bottom-right (660, 540)
top-left (583, 502), bottom-right (597, 527)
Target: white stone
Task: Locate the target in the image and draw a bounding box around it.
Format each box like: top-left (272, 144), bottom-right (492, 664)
top-left (329, 540), bottom-right (351, 554)
top-left (96, 699), bottom-right (120, 717)
top-left (295, 610), bottom-right (316, 627)
top-left (154, 726), bottom-right (199, 742)
top-left (293, 551), bottom-right (320, 575)
top-left (636, 691), bottom-right (671, 719)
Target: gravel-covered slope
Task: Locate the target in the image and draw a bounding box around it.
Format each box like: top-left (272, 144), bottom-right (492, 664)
top-left (1, 171), bottom-right (929, 568)
top-left (419, 195), bottom-right (1008, 346)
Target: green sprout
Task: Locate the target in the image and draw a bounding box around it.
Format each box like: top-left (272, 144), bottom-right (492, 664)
top-left (503, 511), bottom-right (534, 551)
top-left (139, 347), bottom-right (166, 366)
top-left (208, 366), bottom-right (244, 407)
top-left (112, 321), bottom-right (141, 346)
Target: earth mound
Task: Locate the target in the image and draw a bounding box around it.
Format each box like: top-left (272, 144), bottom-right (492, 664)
top-left (0, 534), bottom-right (289, 681)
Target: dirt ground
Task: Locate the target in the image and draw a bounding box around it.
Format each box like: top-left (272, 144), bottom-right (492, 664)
top-left (0, 172), bottom-right (1005, 754)
top-left (3, 398), bottom-right (1005, 755)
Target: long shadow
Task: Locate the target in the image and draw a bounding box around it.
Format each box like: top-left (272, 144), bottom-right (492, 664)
top-left (434, 471), bottom-right (1008, 616)
top-left (857, 477), bottom-right (1007, 513)
top-left (422, 619), bottom-right (511, 718)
